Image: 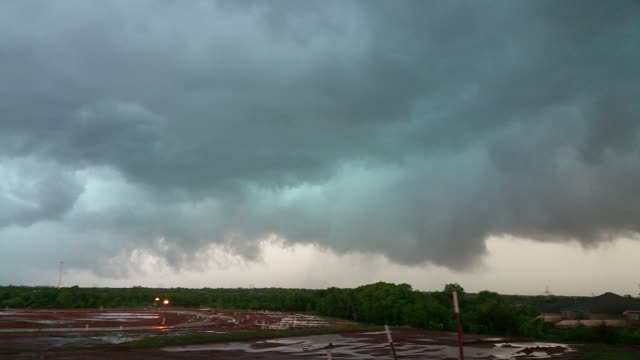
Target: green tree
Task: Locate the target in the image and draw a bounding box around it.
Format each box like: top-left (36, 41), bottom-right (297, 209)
top-left (444, 283), bottom-right (464, 296)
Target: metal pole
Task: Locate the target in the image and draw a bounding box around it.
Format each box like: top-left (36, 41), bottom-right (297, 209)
top-left (453, 291), bottom-right (464, 360)
top-left (385, 325), bottom-right (398, 360)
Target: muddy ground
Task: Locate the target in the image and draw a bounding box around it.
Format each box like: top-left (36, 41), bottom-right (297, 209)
top-left (0, 308), bottom-right (602, 359)
top-left (0, 308), bottom-right (328, 331)
top-left (1, 329), bottom-right (581, 359)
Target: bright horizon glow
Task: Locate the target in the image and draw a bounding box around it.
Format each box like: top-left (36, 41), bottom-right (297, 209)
top-left (13, 236), bottom-right (639, 297)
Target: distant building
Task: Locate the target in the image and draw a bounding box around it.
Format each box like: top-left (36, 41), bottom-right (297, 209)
top-left (537, 292), bottom-right (640, 328)
top-left (624, 310), bottom-right (640, 328)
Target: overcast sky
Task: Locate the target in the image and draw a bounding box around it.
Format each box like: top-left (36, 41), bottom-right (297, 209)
top-left (1, 0), bottom-right (639, 295)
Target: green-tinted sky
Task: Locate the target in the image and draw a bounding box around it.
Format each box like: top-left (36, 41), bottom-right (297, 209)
top-left (1, 0), bottom-right (639, 294)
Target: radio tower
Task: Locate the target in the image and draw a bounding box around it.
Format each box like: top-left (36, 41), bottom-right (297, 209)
top-left (57, 261), bottom-right (64, 288)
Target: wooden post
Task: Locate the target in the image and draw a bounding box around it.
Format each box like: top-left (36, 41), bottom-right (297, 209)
top-left (326, 343), bottom-right (334, 360)
top-left (453, 291), bottom-right (464, 360)
top-left (385, 325), bottom-right (398, 360)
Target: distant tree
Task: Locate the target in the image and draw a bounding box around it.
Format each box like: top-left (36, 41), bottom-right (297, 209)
top-left (444, 283), bottom-right (464, 295)
top-left (55, 289), bottom-right (74, 307)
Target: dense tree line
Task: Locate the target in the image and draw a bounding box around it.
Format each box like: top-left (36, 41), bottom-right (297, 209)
top-left (0, 282), bottom-right (532, 334)
top-left (0, 285), bottom-right (316, 311)
top-left (1, 282), bottom-right (638, 344)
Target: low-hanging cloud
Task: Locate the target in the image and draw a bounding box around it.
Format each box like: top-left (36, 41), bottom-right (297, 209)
top-left (1, 0), bottom-right (639, 279)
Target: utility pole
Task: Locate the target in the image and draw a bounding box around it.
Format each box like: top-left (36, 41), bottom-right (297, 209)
top-left (384, 325), bottom-right (398, 360)
top-left (57, 261), bottom-right (64, 288)
top-left (453, 291), bottom-right (464, 360)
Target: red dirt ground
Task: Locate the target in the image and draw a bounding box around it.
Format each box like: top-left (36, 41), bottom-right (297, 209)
top-left (0, 307), bottom-right (335, 356)
top-left (0, 309), bottom-right (605, 359)
top-left (1, 329), bottom-right (585, 360)
top-left (0, 308), bottom-right (191, 328)
top-left (0, 308), bottom-right (330, 331)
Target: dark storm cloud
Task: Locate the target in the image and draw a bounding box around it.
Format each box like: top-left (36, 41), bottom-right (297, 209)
top-left (1, 0), bottom-right (639, 276)
top-left (0, 158), bottom-right (83, 227)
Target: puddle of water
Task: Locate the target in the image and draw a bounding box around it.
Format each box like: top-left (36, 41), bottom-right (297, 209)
top-left (264, 339), bottom-right (307, 345)
top-left (496, 342), bottom-right (570, 349)
top-left (489, 342), bottom-right (572, 359)
top-left (89, 334), bottom-right (138, 344)
top-left (22, 319), bottom-right (74, 325)
top-left (90, 312), bottom-right (160, 319)
top-left (164, 334), bottom-right (347, 353)
top-left (163, 332), bottom-right (574, 359)
top-left (531, 351), bottom-right (552, 358)
top-left (80, 312), bottom-right (161, 322)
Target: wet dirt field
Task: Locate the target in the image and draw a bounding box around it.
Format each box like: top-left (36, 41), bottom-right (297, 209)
top-left (0, 308), bottom-right (328, 332)
top-left (0, 308), bottom-right (332, 353)
top-left (160, 330), bottom-right (577, 359)
top-left (0, 308), bottom-right (582, 359)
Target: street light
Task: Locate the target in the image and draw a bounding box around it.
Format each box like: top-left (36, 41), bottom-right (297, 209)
top-left (163, 299), bottom-right (170, 305)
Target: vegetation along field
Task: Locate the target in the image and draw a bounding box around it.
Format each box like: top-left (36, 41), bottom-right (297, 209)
top-left (1, 283), bottom-right (639, 359)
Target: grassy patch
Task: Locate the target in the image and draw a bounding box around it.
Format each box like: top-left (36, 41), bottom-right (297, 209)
top-left (576, 344), bottom-right (640, 360)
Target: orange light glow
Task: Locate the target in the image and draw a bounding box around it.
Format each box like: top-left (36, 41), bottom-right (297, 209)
top-left (155, 297), bottom-right (160, 301)
top-left (163, 299), bottom-right (170, 305)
